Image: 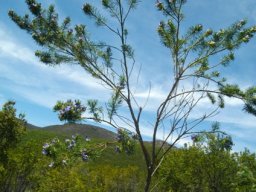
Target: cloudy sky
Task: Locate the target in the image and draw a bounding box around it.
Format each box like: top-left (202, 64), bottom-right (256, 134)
top-left (1, 0), bottom-right (256, 152)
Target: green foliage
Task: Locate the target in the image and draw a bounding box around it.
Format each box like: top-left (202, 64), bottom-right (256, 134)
top-left (1, 127), bottom-right (145, 191)
top-left (87, 100), bottom-right (103, 122)
top-left (234, 149), bottom-right (256, 191)
top-left (35, 164), bottom-right (143, 192)
top-left (41, 134), bottom-right (105, 168)
top-left (0, 101), bottom-right (26, 164)
top-left (157, 127), bottom-right (238, 192)
top-left (157, 147), bottom-right (209, 192)
top-left (1, 123), bottom-right (256, 192)
top-left (156, 0), bottom-right (256, 114)
top-left (53, 99), bottom-right (86, 123)
top-left (35, 166), bottom-right (87, 192)
top-left (243, 87), bottom-right (256, 116)
top-left (81, 165), bottom-right (143, 191)
top-left (116, 128), bottom-right (137, 155)
top-left (0, 140), bottom-right (45, 191)
top-left (9, 0), bottom-right (256, 191)
top-left (107, 89), bottom-right (123, 121)
top-left (194, 122), bottom-right (234, 152)
top-left (156, 124), bottom-right (256, 192)
top-left (219, 84), bottom-right (244, 97)
top-left (206, 93), bottom-right (216, 104)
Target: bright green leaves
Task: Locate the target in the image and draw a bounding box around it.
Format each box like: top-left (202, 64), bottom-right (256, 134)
top-left (243, 87), bottom-right (256, 116)
top-left (107, 89), bottom-right (123, 121)
top-left (87, 100), bottom-right (103, 122)
top-left (156, 0), bottom-right (187, 17)
top-left (8, 11), bottom-right (31, 30)
top-left (202, 84), bottom-right (256, 113)
top-left (61, 17), bottom-right (71, 30)
top-left (156, 2), bottom-right (256, 89)
top-left (102, 0), bottom-right (110, 8)
top-left (205, 92), bottom-right (224, 108)
top-left (196, 59), bottom-right (209, 75)
top-left (9, 0), bottom-right (97, 67)
top-left (193, 122), bottom-right (234, 151)
top-left (205, 29), bottom-right (213, 36)
top-left (26, 0), bottom-right (42, 16)
top-left (9, 3), bottom-right (61, 47)
top-left (86, 83), bottom-right (124, 123)
top-left (116, 128), bottom-right (137, 155)
top-left (82, 3), bottom-right (93, 15)
top-left (218, 85), bottom-right (256, 114)
top-left (53, 100), bottom-right (86, 124)
top-left (99, 47), bottom-right (113, 68)
top-left (35, 51), bottom-right (52, 64)
top-left (236, 165), bottom-right (256, 191)
top-left (101, 0), bottom-right (138, 13)
top-left (118, 75), bottom-right (126, 89)
top-left (221, 52), bottom-right (235, 66)
top-left (156, 1), bottom-right (164, 11)
top-left (83, 3), bottom-right (106, 26)
top-left (218, 84), bottom-right (242, 108)
top-left (122, 44), bottom-right (134, 58)
top-left (206, 93), bottom-right (216, 105)
top-left (0, 101), bottom-right (26, 164)
top-left (193, 24), bottom-right (203, 34)
top-left (219, 84), bottom-right (244, 97)
top-left (157, 20), bottom-right (177, 48)
top-left (156, 0), bottom-right (256, 117)
top-left (9, 0), bottom-right (134, 95)
top-left (208, 19), bottom-right (256, 52)
top-left (218, 95), bottom-right (225, 108)
top-left (35, 50), bottom-right (73, 65)
top-left (74, 24), bottom-right (86, 38)
top-left (42, 135), bottom-right (100, 168)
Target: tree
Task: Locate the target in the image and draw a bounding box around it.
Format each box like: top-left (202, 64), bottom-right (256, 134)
top-left (53, 99), bottom-right (86, 124)
top-left (0, 101), bottom-right (27, 191)
top-left (157, 124), bottom-right (238, 192)
top-left (234, 149), bottom-right (256, 191)
top-left (0, 101), bottom-right (26, 164)
top-left (9, 0), bottom-right (256, 191)
top-left (192, 123), bottom-right (237, 192)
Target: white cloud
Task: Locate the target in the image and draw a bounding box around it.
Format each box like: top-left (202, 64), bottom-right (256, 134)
top-left (13, 87), bottom-right (86, 108)
top-left (0, 29), bottom-right (104, 90)
top-left (0, 24), bottom-right (110, 108)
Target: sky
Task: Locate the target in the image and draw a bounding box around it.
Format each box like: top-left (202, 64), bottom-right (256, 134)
top-left (0, 0), bottom-right (256, 152)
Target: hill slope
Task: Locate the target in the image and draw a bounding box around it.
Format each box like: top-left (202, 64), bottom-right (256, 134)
top-left (24, 122), bottom-right (146, 169)
top-left (27, 123), bottom-right (117, 140)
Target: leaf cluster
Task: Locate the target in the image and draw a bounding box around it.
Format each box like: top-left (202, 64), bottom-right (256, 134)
top-left (116, 128), bottom-right (137, 155)
top-left (53, 99), bottom-right (86, 123)
top-left (0, 101), bottom-right (26, 164)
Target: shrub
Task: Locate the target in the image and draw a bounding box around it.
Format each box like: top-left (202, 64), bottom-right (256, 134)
top-left (53, 99), bottom-right (86, 123)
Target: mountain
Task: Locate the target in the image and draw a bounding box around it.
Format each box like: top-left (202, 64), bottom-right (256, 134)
top-left (23, 122), bottom-right (171, 170)
top-left (26, 123), bottom-right (41, 130)
top-left (26, 123), bottom-right (117, 140)
top-left (24, 122), bottom-right (146, 169)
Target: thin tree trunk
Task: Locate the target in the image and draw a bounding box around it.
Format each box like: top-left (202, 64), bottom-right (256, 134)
top-left (144, 168), bottom-right (153, 192)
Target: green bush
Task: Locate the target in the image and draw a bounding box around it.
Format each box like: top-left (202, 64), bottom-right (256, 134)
top-left (53, 99), bottom-right (86, 124)
top-left (0, 101), bottom-right (26, 164)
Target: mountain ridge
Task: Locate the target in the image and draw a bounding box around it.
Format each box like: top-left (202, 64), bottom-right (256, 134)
top-left (26, 122), bottom-right (117, 140)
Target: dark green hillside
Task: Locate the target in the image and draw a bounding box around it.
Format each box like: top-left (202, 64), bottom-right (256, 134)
top-left (5, 122), bottom-right (256, 191)
top-left (26, 123), bottom-right (41, 130)
top-left (30, 123), bottom-right (117, 140)
top-left (24, 123), bottom-right (146, 168)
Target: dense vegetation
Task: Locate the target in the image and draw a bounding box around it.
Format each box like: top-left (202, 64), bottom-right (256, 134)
top-left (3, 0), bottom-right (256, 191)
top-left (1, 102), bottom-right (256, 191)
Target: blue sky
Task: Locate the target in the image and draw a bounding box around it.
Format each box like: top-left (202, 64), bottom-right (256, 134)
top-left (1, 0), bottom-right (256, 152)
